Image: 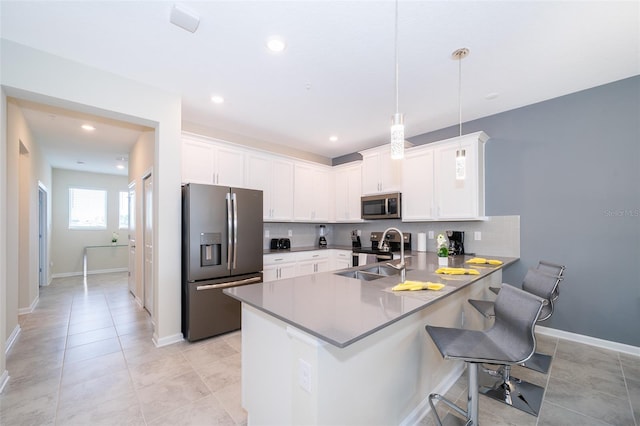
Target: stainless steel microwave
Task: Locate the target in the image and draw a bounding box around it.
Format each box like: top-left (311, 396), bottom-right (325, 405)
top-left (361, 192), bottom-right (401, 220)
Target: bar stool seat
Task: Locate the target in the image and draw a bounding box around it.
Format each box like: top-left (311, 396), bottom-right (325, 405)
top-left (426, 284), bottom-right (546, 426)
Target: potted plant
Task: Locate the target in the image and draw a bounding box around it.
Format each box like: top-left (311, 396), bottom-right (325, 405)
top-left (436, 233), bottom-right (449, 266)
top-left (111, 231), bottom-right (119, 245)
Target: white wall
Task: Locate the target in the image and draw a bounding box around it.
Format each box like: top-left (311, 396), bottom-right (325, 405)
top-left (128, 131), bottom-right (155, 303)
top-left (1, 39), bottom-right (183, 349)
top-left (1, 89), bottom-right (8, 391)
top-left (51, 169), bottom-right (128, 276)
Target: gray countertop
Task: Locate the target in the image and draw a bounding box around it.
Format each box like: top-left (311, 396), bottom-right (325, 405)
top-left (226, 252), bottom-right (518, 348)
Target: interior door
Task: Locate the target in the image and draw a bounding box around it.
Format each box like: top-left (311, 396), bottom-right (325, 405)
top-left (38, 185), bottom-right (47, 287)
top-left (143, 174), bottom-right (153, 317)
top-left (128, 182), bottom-right (136, 295)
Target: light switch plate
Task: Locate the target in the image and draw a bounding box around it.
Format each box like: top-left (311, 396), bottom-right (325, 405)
top-left (474, 231), bottom-right (482, 241)
top-left (288, 229), bottom-right (293, 237)
top-left (265, 230), bottom-right (270, 238)
top-left (428, 231), bottom-right (434, 239)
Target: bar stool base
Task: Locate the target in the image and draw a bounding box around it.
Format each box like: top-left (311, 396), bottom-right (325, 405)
top-left (479, 372), bottom-right (544, 417)
top-left (521, 351), bottom-right (552, 374)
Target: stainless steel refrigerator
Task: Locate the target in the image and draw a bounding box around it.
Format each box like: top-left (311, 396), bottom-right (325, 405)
top-left (182, 183), bottom-right (263, 341)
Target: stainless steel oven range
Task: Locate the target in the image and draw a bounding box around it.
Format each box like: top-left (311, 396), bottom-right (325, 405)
top-left (352, 231), bottom-right (411, 266)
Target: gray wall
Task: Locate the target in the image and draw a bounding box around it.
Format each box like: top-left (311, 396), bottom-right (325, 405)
top-left (406, 76), bottom-right (640, 346)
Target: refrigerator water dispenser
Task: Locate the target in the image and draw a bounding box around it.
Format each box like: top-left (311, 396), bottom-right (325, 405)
top-left (200, 232), bottom-right (221, 266)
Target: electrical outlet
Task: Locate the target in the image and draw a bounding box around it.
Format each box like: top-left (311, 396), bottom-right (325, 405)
top-left (474, 231), bottom-right (482, 241)
top-left (288, 229), bottom-right (293, 237)
top-left (357, 229), bottom-right (362, 237)
top-left (299, 359), bottom-right (312, 393)
top-left (265, 230), bottom-right (270, 238)
top-left (428, 231), bottom-right (434, 239)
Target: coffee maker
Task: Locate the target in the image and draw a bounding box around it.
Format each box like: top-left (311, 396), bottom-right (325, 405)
top-left (318, 225), bottom-right (327, 248)
top-left (446, 230), bottom-right (465, 256)
top-left (351, 229), bottom-right (361, 248)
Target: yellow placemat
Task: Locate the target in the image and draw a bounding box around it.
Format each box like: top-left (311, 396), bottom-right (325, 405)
top-left (391, 281), bottom-right (446, 291)
top-left (435, 267), bottom-right (480, 275)
top-left (466, 257), bottom-right (503, 265)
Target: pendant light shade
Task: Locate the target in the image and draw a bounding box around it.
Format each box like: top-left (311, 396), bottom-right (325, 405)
top-left (390, 0), bottom-right (404, 160)
top-left (390, 112), bottom-right (405, 159)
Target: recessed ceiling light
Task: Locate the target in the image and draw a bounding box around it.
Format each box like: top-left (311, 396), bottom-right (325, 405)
top-left (76, 161), bottom-right (85, 165)
top-left (329, 136), bottom-right (338, 142)
top-left (266, 37), bottom-right (286, 52)
top-left (211, 95), bottom-right (225, 104)
top-left (116, 164), bottom-right (126, 170)
top-left (81, 124), bottom-right (95, 131)
top-left (116, 156), bottom-right (128, 162)
top-left (485, 92), bottom-right (499, 100)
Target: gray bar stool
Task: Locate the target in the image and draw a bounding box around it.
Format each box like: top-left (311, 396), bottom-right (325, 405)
top-left (469, 262), bottom-right (565, 374)
top-left (489, 260), bottom-right (565, 297)
top-left (466, 268), bottom-right (562, 417)
top-left (425, 284), bottom-right (546, 426)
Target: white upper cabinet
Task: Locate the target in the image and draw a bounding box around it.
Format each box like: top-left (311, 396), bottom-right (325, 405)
top-left (181, 134), bottom-right (245, 187)
top-left (402, 131), bottom-right (488, 221)
top-left (293, 162), bottom-right (330, 222)
top-left (402, 147), bottom-right (436, 221)
top-left (246, 153), bottom-right (294, 221)
top-left (360, 145), bottom-right (403, 195)
top-left (433, 133), bottom-right (486, 219)
top-left (333, 162), bottom-right (362, 222)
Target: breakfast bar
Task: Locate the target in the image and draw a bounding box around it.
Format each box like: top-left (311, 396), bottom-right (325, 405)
top-left (226, 252), bottom-right (517, 425)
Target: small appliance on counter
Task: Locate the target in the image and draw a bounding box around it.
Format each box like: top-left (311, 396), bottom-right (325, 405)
top-left (351, 229), bottom-right (361, 249)
top-left (270, 238), bottom-right (291, 250)
top-left (446, 230), bottom-right (465, 255)
top-left (318, 224), bottom-right (327, 248)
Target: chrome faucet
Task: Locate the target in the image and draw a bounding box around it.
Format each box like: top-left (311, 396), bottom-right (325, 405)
top-left (379, 227), bottom-right (406, 283)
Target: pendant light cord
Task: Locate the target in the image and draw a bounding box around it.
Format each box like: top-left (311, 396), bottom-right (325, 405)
top-left (458, 52), bottom-right (462, 137)
top-left (394, 0), bottom-right (399, 114)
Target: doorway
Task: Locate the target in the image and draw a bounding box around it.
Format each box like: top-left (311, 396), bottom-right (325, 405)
top-left (38, 183), bottom-right (48, 287)
top-left (143, 172), bottom-right (154, 318)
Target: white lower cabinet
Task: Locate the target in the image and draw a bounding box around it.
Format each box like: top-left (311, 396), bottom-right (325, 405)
top-left (263, 249), bottom-right (351, 282)
top-left (331, 250), bottom-right (352, 270)
top-left (263, 253), bottom-right (298, 282)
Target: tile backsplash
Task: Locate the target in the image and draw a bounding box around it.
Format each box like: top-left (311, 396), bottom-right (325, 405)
top-left (264, 215), bottom-right (520, 257)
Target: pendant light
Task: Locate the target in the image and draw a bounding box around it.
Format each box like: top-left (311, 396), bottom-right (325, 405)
top-left (452, 47), bottom-right (469, 180)
top-left (390, 0), bottom-right (404, 160)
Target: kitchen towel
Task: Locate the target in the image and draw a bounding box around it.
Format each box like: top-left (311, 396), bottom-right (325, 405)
top-left (417, 232), bottom-right (427, 252)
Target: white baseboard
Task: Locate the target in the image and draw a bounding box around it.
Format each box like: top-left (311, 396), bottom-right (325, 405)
top-left (5, 325), bottom-right (21, 354)
top-left (400, 362), bottom-right (465, 426)
top-left (537, 326), bottom-right (640, 357)
top-left (0, 370), bottom-right (9, 394)
top-left (18, 296), bottom-right (38, 315)
top-left (52, 267), bottom-right (128, 279)
top-left (153, 332), bottom-right (184, 348)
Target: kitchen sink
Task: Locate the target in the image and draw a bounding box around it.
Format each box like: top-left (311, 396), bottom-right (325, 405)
top-left (361, 264), bottom-right (408, 277)
top-left (335, 263), bottom-right (410, 281)
top-left (334, 270), bottom-right (384, 281)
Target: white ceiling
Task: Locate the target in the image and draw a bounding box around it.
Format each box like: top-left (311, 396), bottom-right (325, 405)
top-left (1, 1), bottom-right (638, 174)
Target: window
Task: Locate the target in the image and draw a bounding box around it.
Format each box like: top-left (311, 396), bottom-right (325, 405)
top-left (69, 188), bottom-right (107, 229)
top-left (119, 191), bottom-right (129, 229)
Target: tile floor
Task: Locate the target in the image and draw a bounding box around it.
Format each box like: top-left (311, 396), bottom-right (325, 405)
top-left (1, 272), bottom-right (638, 425)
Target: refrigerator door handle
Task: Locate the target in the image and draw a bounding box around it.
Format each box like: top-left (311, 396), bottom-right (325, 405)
top-left (232, 192), bottom-right (238, 270)
top-left (196, 276), bottom-right (262, 291)
top-left (226, 192), bottom-right (233, 270)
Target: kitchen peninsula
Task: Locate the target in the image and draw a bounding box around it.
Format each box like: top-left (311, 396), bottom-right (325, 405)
top-left (225, 252), bottom-right (517, 425)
